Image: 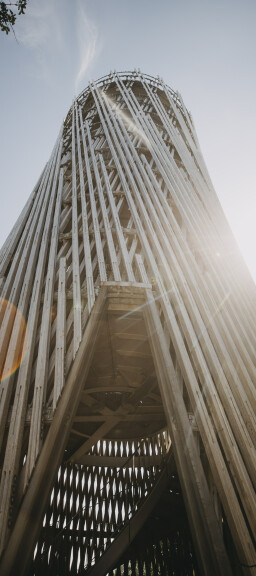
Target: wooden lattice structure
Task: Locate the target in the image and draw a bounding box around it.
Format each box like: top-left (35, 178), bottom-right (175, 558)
top-left (0, 71), bottom-right (255, 576)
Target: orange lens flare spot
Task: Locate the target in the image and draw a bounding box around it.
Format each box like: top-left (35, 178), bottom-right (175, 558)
top-left (0, 298), bottom-right (28, 382)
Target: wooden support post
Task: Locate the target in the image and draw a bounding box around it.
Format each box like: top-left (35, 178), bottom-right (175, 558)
top-left (76, 106), bottom-right (95, 313)
top-left (53, 257), bottom-right (66, 409)
top-left (71, 101), bottom-right (82, 357)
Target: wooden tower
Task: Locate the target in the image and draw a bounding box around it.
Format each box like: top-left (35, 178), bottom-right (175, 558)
top-left (0, 71), bottom-right (255, 576)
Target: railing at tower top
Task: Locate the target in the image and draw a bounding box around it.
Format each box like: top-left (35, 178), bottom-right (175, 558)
top-left (64, 70), bottom-right (194, 142)
top-left (75, 70), bottom-right (179, 111)
top-left (31, 430), bottom-right (172, 576)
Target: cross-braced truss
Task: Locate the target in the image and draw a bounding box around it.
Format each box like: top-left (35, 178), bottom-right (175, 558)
top-left (0, 71), bottom-right (255, 576)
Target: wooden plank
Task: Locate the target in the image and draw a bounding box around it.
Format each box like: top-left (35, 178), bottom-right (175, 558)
top-left (76, 106), bottom-right (95, 313)
top-left (53, 257), bottom-right (66, 409)
top-left (71, 101), bottom-right (82, 357)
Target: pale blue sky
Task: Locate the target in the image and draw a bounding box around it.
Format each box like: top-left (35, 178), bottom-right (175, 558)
top-left (0, 0), bottom-right (255, 279)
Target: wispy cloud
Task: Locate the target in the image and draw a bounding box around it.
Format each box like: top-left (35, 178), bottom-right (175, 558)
top-left (75, 1), bottom-right (100, 95)
top-left (13, 0), bottom-right (100, 91)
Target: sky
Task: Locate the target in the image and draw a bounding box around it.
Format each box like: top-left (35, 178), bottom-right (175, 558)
top-left (0, 0), bottom-right (255, 280)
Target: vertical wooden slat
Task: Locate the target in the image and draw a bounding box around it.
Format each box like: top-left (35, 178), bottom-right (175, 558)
top-left (71, 101), bottom-right (82, 357)
top-left (76, 107), bottom-right (95, 313)
top-left (53, 257), bottom-right (66, 409)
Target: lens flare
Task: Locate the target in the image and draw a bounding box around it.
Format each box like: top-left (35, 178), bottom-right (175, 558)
top-left (0, 298), bottom-right (28, 382)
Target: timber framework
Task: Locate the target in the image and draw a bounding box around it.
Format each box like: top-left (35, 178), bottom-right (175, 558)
top-left (0, 71), bottom-right (255, 576)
